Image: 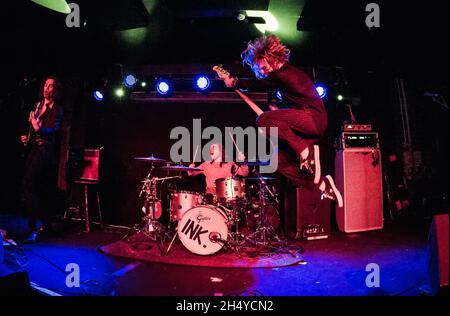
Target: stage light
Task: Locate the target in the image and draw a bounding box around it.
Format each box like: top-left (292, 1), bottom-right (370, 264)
top-left (275, 90), bottom-right (283, 100)
top-left (315, 85), bottom-right (327, 99)
top-left (245, 10), bottom-right (278, 33)
top-left (124, 74), bottom-right (138, 88)
top-left (93, 90), bottom-right (104, 101)
top-left (196, 75), bottom-right (210, 91)
top-left (115, 87), bottom-right (125, 98)
top-left (31, 0), bottom-right (71, 14)
top-left (156, 80), bottom-right (171, 95)
top-left (237, 13), bottom-right (246, 21)
top-left (337, 94), bottom-right (344, 101)
top-left (141, 81), bottom-right (147, 88)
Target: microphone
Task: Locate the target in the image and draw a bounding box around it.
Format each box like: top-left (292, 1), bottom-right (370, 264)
top-left (424, 92), bottom-right (439, 97)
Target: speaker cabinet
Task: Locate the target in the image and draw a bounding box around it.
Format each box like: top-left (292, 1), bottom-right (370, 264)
top-left (296, 186), bottom-right (331, 240)
top-left (425, 214), bottom-right (449, 295)
top-left (334, 148), bottom-right (383, 233)
top-left (283, 184), bottom-right (330, 240)
top-left (0, 231), bottom-right (3, 263)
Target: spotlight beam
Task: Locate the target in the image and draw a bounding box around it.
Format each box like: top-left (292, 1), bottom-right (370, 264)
top-left (31, 0), bottom-right (71, 14)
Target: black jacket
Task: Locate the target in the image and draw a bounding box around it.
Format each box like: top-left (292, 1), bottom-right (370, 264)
top-left (235, 64), bottom-right (325, 114)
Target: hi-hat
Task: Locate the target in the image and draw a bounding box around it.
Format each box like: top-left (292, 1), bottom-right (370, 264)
top-left (158, 165), bottom-right (203, 172)
top-left (134, 155), bottom-right (167, 162)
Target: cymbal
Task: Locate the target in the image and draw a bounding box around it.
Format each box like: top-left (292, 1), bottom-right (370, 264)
top-left (238, 160), bottom-right (271, 166)
top-left (157, 165), bottom-right (204, 172)
top-left (246, 176), bottom-right (277, 181)
top-left (134, 155), bottom-right (167, 162)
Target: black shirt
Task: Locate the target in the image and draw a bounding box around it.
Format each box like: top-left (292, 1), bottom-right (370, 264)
top-left (32, 101), bottom-right (63, 146)
top-left (235, 64), bottom-right (325, 114)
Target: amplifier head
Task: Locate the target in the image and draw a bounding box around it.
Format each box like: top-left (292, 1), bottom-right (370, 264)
top-left (342, 124), bottom-right (373, 132)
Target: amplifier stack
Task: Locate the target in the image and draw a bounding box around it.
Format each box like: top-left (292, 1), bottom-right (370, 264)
top-left (334, 124), bottom-right (384, 233)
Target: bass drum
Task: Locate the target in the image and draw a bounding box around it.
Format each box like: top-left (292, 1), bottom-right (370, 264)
top-left (177, 205), bottom-right (229, 255)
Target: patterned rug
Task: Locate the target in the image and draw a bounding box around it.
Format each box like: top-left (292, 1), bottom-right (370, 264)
top-left (99, 232), bottom-right (304, 268)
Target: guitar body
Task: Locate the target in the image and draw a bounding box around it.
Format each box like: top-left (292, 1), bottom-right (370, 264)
top-left (21, 101), bottom-right (41, 158)
top-left (21, 128), bottom-right (34, 158)
top-left (213, 65), bottom-right (264, 116)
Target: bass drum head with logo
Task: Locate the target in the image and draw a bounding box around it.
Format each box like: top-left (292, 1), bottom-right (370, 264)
top-left (177, 205), bottom-right (229, 256)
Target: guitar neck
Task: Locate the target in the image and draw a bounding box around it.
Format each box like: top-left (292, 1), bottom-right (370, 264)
top-left (212, 65), bottom-right (264, 116)
top-left (233, 89), bottom-right (264, 116)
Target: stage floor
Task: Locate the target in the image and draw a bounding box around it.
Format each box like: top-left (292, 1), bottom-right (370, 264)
top-left (1, 218), bottom-right (431, 296)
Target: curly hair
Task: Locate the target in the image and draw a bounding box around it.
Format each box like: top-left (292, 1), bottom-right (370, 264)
top-left (241, 35), bottom-right (290, 78)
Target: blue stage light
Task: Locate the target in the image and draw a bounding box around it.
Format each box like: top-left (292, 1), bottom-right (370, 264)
top-left (93, 90), bottom-right (104, 101)
top-left (124, 74), bottom-right (138, 88)
top-left (315, 85), bottom-right (327, 99)
top-left (196, 75), bottom-right (210, 91)
top-left (156, 80), bottom-right (170, 95)
top-left (275, 90), bottom-right (283, 100)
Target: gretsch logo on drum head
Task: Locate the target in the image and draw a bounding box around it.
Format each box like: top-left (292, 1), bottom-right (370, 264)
top-left (196, 215), bottom-right (211, 224)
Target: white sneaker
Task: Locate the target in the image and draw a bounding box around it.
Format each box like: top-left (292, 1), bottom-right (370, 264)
top-left (300, 145), bottom-right (321, 185)
top-left (321, 175), bottom-right (344, 208)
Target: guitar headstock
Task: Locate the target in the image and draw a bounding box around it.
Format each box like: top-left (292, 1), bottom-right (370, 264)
top-left (212, 65), bottom-right (230, 80)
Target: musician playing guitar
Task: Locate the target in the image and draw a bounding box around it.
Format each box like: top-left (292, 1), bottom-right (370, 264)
top-left (21, 76), bottom-right (63, 242)
top-left (215, 35), bottom-right (343, 207)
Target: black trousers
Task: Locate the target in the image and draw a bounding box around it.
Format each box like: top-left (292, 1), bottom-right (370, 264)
top-left (23, 143), bottom-right (57, 230)
top-left (256, 108), bottom-right (327, 188)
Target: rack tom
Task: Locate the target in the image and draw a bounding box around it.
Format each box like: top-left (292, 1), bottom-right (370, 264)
top-left (170, 190), bottom-right (203, 221)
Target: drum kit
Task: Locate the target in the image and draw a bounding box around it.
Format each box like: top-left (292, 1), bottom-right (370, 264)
top-left (129, 154), bottom-right (282, 256)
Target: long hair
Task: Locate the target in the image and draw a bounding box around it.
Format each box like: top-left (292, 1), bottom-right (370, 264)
top-left (241, 35), bottom-right (290, 78)
top-left (40, 75), bottom-right (63, 102)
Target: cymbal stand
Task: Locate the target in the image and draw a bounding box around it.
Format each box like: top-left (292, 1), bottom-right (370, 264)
top-left (144, 175), bottom-right (180, 255)
top-left (246, 168), bottom-right (281, 246)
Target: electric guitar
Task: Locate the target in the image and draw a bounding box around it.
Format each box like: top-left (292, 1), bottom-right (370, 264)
top-left (213, 65), bottom-right (264, 116)
top-left (22, 101), bottom-right (42, 157)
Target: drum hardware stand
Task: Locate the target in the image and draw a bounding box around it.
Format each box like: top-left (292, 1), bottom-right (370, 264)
top-left (246, 169), bottom-right (281, 247)
top-left (164, 229), bottom-right (178, 255)
top-left (123, 167), bottom-right (181, 249)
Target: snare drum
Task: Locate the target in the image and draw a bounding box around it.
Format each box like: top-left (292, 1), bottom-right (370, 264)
top-left (177, 205), bottom-right (230, 255)
top-left (215, 177), bottom-right (246, 203)
top-left (170, 191), bottom-right (203, 221)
